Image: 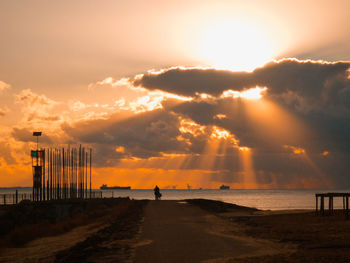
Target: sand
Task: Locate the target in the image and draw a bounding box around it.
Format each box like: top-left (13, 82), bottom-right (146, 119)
top-left (1, 198), bottom-right (350, 262)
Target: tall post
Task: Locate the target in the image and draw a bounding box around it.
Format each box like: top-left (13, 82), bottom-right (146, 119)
top-left (43, 149), bottom-right (45, 201)
top-left (90, 148), bottom-right (92, 198)
top-left (32, 154), bottom-right (34, 201)
top-left (85, 150), bottom-right (88, 199)
top-left (62, 148), bottom-right (65, 199)
top-left (79, 145), bottom-right (81, 198)
top-left (346, 195), bottom-right (349, 219)
top-left (50, 148), bottom-right (53, 200)
top-left (75, 148), bottom-right (77, 198)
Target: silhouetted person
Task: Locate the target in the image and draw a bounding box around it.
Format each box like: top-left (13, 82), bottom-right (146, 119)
top-left (154, 185), bottom-right (162, 200)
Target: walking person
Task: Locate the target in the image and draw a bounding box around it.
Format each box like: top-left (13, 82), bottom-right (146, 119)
top-left (154, 185), bottom-right (162, 200)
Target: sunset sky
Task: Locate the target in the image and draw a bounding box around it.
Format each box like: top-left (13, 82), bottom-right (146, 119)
top-left (1, 0), bottom-right (350, 189)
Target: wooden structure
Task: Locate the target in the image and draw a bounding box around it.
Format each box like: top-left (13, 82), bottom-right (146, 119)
top-left (31, 149), bottom-right (45, 201)
top-left (315, 192), bottom-right (350, 216)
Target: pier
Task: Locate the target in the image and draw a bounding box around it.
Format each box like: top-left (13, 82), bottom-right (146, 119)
top-left (315, 192), bottom-right (350, 216)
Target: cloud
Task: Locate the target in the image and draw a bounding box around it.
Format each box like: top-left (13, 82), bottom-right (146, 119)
top-left (0, 81), bottom-right (11, 92)
top-left (11, 128), bottom-right (53, 144)
top-left (0, 108), bottom-right (6, 117)
top-left (15, 89), bottom-right (61, 122)
top-left (133, 59), bottom-right (350, 113)
top-left (7, 59), bottom-right (350, 188)
top-left (15, 89), bottom-right (56, 106)
top-left (0, 141), bottom-right (17, 165)
top-left (109, 60), bottom-right (350, 187)
top-left (62, 109), bottom-right (189, 166)
top-left (133, 67), bottom-right (252, 97)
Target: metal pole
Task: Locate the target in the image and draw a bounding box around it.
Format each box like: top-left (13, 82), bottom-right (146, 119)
top-left (90, 148), bottom-right (92, 198)
top-left (85, 150), bottom-right (88, 199)
top-left (43, 149), bottom-right (45, 201)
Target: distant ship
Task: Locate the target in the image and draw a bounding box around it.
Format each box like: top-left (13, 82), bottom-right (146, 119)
top-left (219, 185), bottom-right (230, 190)
top-left (100, 184), bottom-right (131, 190)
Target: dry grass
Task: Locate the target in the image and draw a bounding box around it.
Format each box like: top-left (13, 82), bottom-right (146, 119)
top-left (0, 198), bottom-right (131, 248)
top-left (230, 211), bottom-right (350, 262)
top-left (188, 199), bottom-right (350, 262)
top-left (0, 199), bottom-right (147, 263)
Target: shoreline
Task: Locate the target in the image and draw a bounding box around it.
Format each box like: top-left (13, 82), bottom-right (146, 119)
top-left (1, 188), bottom-right (329, 211)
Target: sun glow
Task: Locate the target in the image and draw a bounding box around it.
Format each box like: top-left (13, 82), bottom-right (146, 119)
top-left (222, 86), bottom-right (267, 100)
top-left (199, 20), bottom-right (274, 71)
top-left (240, 87), bottom-right (267, 100)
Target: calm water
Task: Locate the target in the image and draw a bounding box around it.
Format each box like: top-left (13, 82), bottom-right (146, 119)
top-left (2, 188), bottom-right (349, 210)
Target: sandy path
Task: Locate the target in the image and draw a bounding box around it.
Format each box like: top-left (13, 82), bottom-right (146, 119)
top-left (134, 200), bottom-right (287, 263)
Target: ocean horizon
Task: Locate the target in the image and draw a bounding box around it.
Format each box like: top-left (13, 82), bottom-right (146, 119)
top-left (1, 188), bottom-right (349, 210)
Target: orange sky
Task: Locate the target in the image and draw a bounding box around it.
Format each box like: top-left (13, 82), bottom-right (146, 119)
top-left (1, 0), bottom-right (350, 189)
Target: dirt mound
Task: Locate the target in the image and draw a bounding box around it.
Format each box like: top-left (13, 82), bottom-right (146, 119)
top-left (186, 198), bottom-right (259, 213)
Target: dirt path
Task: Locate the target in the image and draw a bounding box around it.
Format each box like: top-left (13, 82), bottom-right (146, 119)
top-left (133, 200), bottom-right (289, 263)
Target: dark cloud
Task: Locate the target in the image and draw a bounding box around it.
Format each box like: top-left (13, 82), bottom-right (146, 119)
top-left (134, 60), bottom-right (350, 112)
top-left (39, 59), bottom-right (350, 187)
top-left (62, 109), bottom-right (190, 166)
top-left (12, 128), bottom-right (53, 144)
top-left (133, 68), bottom-right (251, 96)
top-left (137, 59), bottom-right (350, 151)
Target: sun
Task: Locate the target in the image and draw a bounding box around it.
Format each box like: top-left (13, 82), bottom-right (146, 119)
top-left (199, 19), bottom-right (274, 72)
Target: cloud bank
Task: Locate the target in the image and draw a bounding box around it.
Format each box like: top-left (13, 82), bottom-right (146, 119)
top-left (6, 59), bottom-right (350, 188)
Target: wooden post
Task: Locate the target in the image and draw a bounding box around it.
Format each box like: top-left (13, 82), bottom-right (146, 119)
top-left (346, 195), bottom-right (349, 219)
top-left (16, 190), bottom-right (18, 204)
top-left (315, 195), bottom-right (318, 214)
top-left (321, 196), bottom-right (324, 215)
top-left (3, 195), bottom-right (6, 205)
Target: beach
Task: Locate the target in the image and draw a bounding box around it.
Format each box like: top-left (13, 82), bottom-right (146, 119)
top-left (0, 198), bottom-right (350, 262)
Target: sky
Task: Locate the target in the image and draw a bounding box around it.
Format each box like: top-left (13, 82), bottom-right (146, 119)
top-left (1, 0), bottom-right (350, 189)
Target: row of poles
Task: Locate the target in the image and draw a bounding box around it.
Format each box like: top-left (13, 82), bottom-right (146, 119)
top-left (32, 145), bottom-right (92, 201)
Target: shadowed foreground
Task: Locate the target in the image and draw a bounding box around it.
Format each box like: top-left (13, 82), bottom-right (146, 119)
top-left (134, 200), bottom-right (287, 263)
top-left (1, 199), bottom-right (350, 262)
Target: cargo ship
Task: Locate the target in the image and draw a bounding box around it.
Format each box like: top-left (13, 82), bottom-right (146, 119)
top-left (219, 185), bottom-right (230, 190)
top-left (100, 184), bottom-right (131, 190)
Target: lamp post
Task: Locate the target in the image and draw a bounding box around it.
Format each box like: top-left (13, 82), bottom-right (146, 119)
top-left (33, 131), bottom-right (42, 150)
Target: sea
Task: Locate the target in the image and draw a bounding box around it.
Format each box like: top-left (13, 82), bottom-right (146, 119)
top-left (1, 188), bottom-right (349, 210)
